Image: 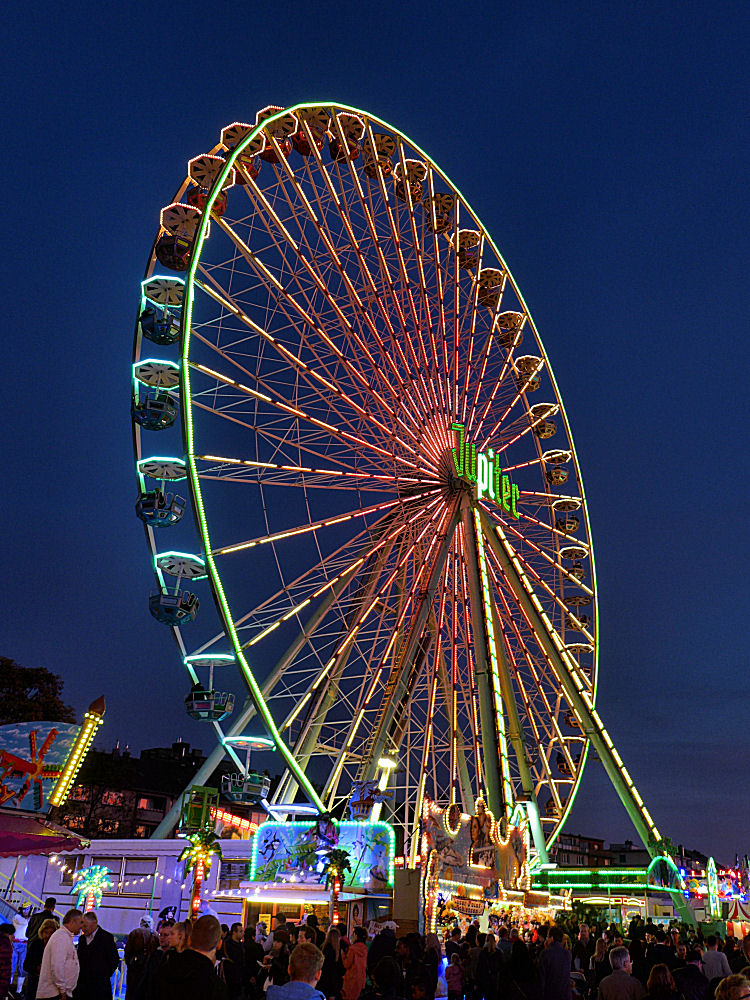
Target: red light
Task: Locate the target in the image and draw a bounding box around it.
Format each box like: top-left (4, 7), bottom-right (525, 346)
top-left (395, 856), bottom-right (405, 867)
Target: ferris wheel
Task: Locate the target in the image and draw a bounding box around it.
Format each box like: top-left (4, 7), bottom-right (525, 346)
top-left (132, 102), bottom-right (665, 866)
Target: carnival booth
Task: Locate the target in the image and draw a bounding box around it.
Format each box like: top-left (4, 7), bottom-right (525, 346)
top-left (727, 899), bottom-right (750, 938)
top-left (420, 796), bottom-right (567, 932)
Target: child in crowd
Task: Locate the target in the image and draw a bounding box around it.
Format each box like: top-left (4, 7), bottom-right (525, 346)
top-left (446, 953), bottom-right (465, 1000)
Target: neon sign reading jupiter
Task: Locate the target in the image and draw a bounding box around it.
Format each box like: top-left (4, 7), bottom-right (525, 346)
top-left (450, 422), bottom-right (520, 518)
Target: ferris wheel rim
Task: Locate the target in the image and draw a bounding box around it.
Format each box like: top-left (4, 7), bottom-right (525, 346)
top-left (134, 101), bottom-right (599, 848)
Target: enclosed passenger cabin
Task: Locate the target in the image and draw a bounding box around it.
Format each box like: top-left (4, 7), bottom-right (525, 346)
top-left (135, 489), bottom-right (185, 527)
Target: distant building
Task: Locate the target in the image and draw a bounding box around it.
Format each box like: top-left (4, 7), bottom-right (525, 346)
top-left (549, 832), bottom-right (612, 867)
top-left (49, 740), bottom-right (267, 838)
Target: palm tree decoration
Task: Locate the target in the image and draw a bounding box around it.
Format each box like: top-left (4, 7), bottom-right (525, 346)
top-left (72, 864), bottom-right (112, 911)
top-left (323, 848), bottom-right (352, 925)
top-left (179, 825), bottom-right (223, 918)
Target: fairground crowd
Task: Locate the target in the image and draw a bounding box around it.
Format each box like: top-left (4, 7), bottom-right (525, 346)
top-left (2, 901), bottom-right (750, 1000)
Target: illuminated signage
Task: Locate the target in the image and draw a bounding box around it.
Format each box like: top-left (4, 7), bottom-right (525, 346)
top-left (450, 422), bottom-right (519, 518)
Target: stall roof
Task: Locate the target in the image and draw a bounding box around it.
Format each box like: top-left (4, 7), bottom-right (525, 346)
top-left (0, 808), bottom-right (90, 857)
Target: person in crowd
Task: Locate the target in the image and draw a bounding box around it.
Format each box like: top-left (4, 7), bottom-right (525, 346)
top-left (423, 934), bottom-right (441, 1000)
top-left (216, 924), bottom-right (230, 961)
top-left (27, 900), bottom-right (58, 945)
top-left (598, 947), bottom-right (645, 1000)
top-left (23, 917), bottom-right (58, 1000)
top-left (142, 919), bottom-right (174, 1000)
top-left (263, 931), bottom-right (292, 991)
top-left (468, 933), bottom-right (485, 1000)
top-left (701, 937), bottom-right (732, 982)
top-left (368, 926), bottom-right (397, 977)
top-left (169, 920), bottom-right (191, 954)
top-left (539, 926), bottom-right (571, 1000)
top-left (446, 953), bottom-right (465, 1000)
top-left (672, 945), bottom-right (687, 970)
top-left (477, 934), bottom-right (501, 1000)
top-left (318, 926), bottom-right (344, 1000)
top-left (497, 926), bottom-right (512, 964)
top-left (363, 957), bottom-right (407, 1000)
top-left (647, 932), bottom-right (675, 975)
top-left (37, 909), bottom-right (83, 1000)
top-left (342, 926), bottom-right (368, 1000)
top-left (643, 964), bottom-right (681, 1000)
top-left (73, 911), bottom-right (120, 1000)
top-left (573, 926), bottom-right (593, 974)
top-left (267, 942), bottom-right (325, 1000)
top-left (265, 915), bottom-right (289, 953)
top-left (125, 924), bottom-right (153, 999)
top-left (0, 923), bottom-right (14, 998)
top-left (671, 950), bottom-right (707, 1000)
top-left (629, 939), bottom-right (649, 987)
top-left (244, 923), bottom-right (265, 999)
top-left (306, 916), bottom-right (325, 950)
top-left (12, 904), bottom-right (29, 991)
top-left (445, 929), bottom-right (462, 965)
top-left (221, 922), bottom-right (245, 1000)
top-left (591, 940), bottom-right (611, 989)
top-left (508, 937), bottom-right (539, 1000)
top-left (714, 976), bottom-right (750, 1000)
top-left (152, 913), bottom-right (228, 1000)
top-left (730, 938), bottom-right (750, 975)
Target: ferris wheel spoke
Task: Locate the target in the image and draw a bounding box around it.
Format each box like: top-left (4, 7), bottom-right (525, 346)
top-left (210, 496), bottom-right (411, 557)
top-left (493, 574), bottom-right (583, 777)
top-left (487, 509), bottom-right (596, 601)
top-left (274, 534), bottom-right (407, 803)
top-left (189, 397), bottom-right (433, 485)
top-left (471, 324), bottom-right (534, 446)
top-left (378, 140), bottom-right (440, 410)
top-left (190, 318), bottom-right (406, 462)
top-left (193, 269), bottom-right (412, 446)
top-left (482, 514), bottom-right (595, 649)
top-left (200, 219), bottom-right (413, 439)
top-left (299, 132), bottom-right (418, 375)
top-left (232, 499), bottom-right (440, 647)
top-left (189, 358), bottom-right (422, 471)
top-left (340, 501), bottom-right (461, 789)
top-left (237, 159), bottom-right (423, 419)
top-left (267, 144), bottom-right (424, 411)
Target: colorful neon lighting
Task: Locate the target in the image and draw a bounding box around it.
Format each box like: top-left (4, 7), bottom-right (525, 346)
top-left (474, 510), bottom-right (513, 818)
top-left (49, 703), bottom-right (105, 808)
top-left (249, 820), bottom-right (395, 887)
top-left (452, 423), bottom-right (519, 516)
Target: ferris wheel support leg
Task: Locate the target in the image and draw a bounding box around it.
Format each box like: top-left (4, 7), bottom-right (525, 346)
top-left (434, 641), bottom-right (475, 814)
top-left (359, 503), bottom-right (462, 786)
top-left (273, 530), bottom-right (400, 809)
top-left (152, 557), bottom-right (364, 838)
top-left (487, 598), bottom-right (549, 864)
top-left (461, 502), bottom-right (510, 822)
top-left (477, 510), bottom-right (695, 925)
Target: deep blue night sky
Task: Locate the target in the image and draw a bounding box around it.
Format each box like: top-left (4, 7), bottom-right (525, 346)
top-left (3, 2), bottom-right (748, 861)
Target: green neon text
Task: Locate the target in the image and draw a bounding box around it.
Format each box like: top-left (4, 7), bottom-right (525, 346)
top-left (451, 423), bottom-right (519, 518)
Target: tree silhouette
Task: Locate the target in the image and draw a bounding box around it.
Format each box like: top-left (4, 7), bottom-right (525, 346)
top-left (0, 659), bottom-right (75, 724)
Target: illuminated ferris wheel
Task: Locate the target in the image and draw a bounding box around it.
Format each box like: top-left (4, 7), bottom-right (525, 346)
top-left (132, 102), bottom-right (664, 866)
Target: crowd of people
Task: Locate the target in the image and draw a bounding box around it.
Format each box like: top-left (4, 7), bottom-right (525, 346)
top-left (2, 901), bottom-right (750, 1000)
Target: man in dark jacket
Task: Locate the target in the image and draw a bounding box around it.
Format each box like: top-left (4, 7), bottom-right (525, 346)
top-left (539, 927), bottom-right (572, 1000)
top-left (73, 912), bottom-right (120, 1000)
top-left (672, 949), bottom-right (709, 1000)
top-left (27, 899), bottom-right (58, 944)
top-left (152, 914), bottom-right (228, 1000)
top-left (223, 923), bottom-right (246, 1000)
